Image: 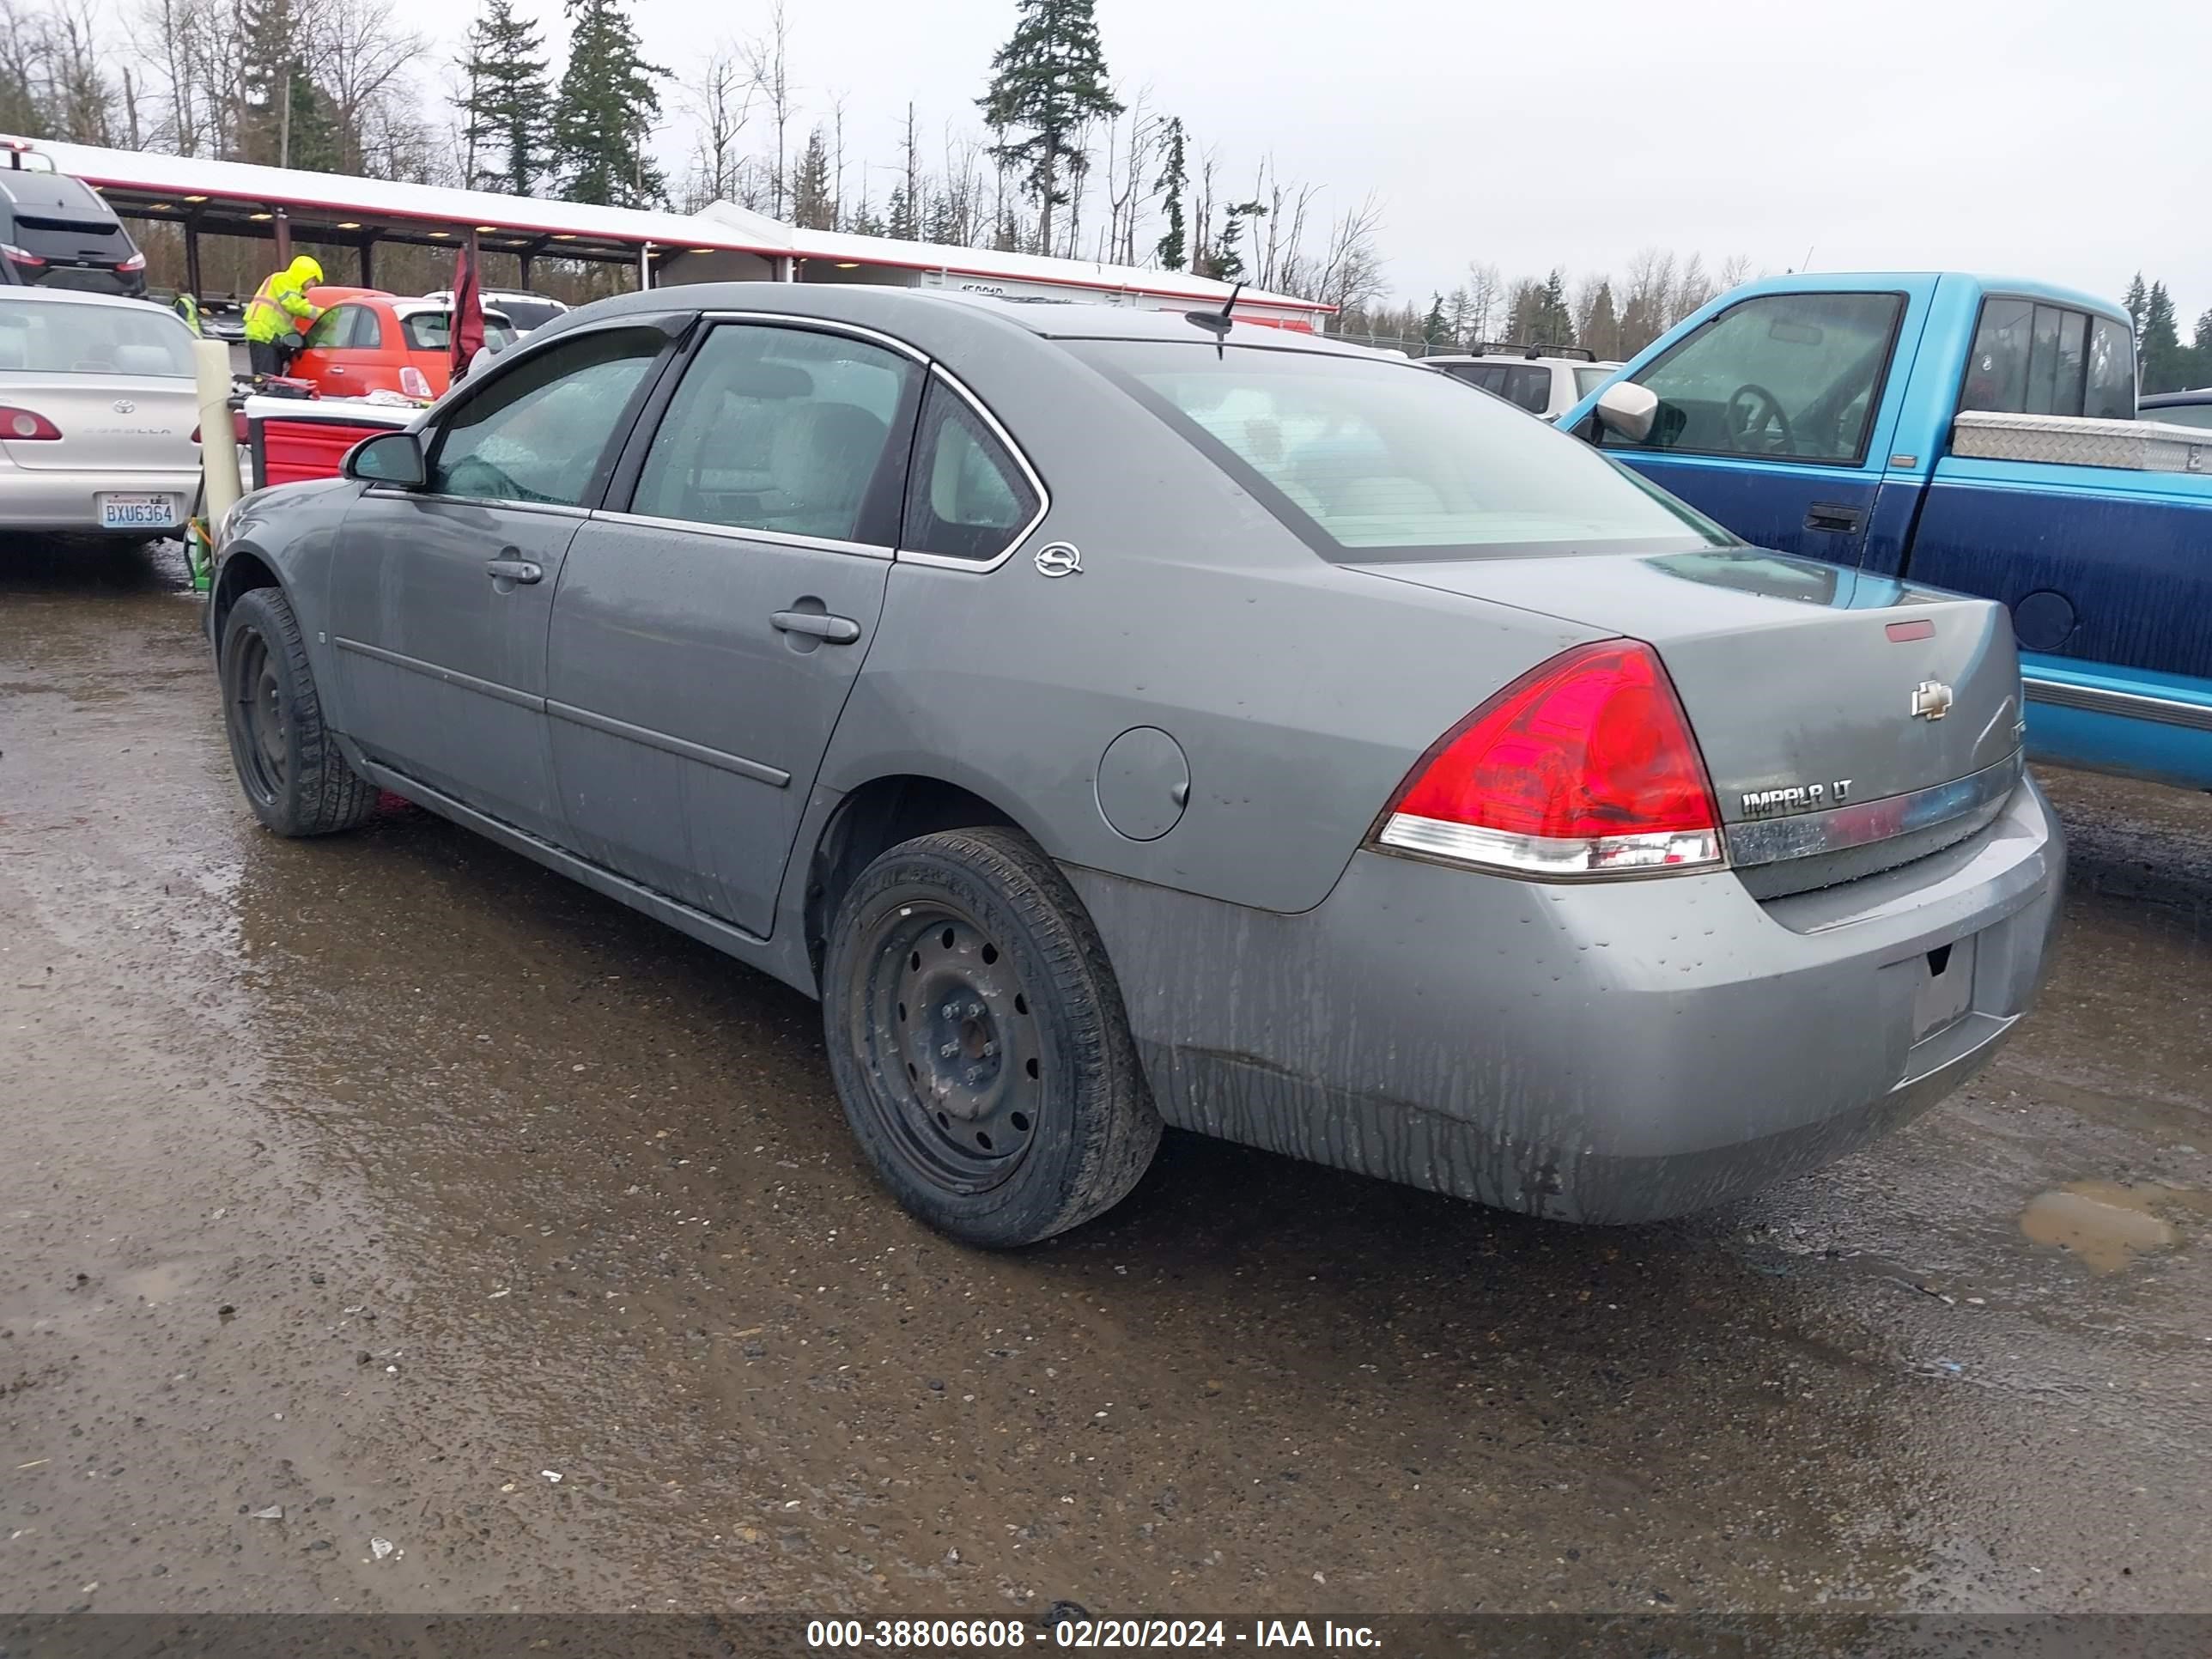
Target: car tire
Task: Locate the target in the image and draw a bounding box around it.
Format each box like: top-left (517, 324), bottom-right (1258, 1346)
top-left (823, 826), bottom-right (1163, 1248)
top-left (220, 586), bottom-right (379, 837)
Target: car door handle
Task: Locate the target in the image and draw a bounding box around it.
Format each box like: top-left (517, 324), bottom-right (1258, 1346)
top-left (485, 557), bottom-right (543, 585)
top-left (772, 610), bottom-right (861, 644)
top-left (326, 364), bottom-right (349, 374)
top-left (1805, 501), bottom-right (1868, 534)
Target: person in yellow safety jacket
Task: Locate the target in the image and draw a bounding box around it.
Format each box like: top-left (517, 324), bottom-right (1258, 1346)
top-left (243, 255), bottom-right (324, 377)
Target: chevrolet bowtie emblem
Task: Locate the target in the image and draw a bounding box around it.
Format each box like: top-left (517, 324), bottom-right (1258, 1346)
top-left (1911, 679), bottom-right (1954, 720)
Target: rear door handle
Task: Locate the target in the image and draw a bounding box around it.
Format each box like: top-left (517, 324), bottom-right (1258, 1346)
top-left (1805, 501), bottom-right (1868, 534)
top-left (485, 557), bottom-right (543, 585)
top-left (772, 610), bottom-right (861, 644)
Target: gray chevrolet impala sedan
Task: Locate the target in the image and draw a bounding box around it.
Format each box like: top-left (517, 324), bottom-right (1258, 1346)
top-left (208, 285), bottom-right (2063, 1246)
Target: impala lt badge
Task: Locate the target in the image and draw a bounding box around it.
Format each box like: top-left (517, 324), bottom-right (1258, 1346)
top-left (1741, 779), bottom-right (1855, 817)
top-left (1911, 678), bottom-right (1954, 720)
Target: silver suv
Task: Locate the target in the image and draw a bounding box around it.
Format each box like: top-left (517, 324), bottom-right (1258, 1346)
top-left (1422, 344), bottom-right (1621, 418)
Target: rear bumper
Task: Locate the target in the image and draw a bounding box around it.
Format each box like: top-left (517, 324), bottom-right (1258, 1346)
top-left (0, 466), bottom-right (200, 534)
top-left (1066, 777), bottom-right (2064, 1223)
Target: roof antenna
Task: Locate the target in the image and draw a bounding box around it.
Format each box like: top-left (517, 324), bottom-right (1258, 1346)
top-left (1185, 281), bottom-right (1244, 337)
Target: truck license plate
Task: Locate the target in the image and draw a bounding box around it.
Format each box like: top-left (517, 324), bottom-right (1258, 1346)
top-left (99, 493), bottom-right (179, 531)
top-left (1912, 935), bottom-right (1977, 1040)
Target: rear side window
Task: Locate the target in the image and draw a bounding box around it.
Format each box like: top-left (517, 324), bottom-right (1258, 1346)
top-left (0, 297), bottom-right (191, 375)
top-left (1961, 297), bottom-right (2133, 419)
top-left (901, 380), bottom-right (1041, 562)
top-left (1606, 291), bottom-right (1904, 465)
top-left (1573, 366), bottom-right (1611, 398)
top-left (630, 322), bottom-right (918, 544)
top-left (1499, 364), bottom-right (1551, 414)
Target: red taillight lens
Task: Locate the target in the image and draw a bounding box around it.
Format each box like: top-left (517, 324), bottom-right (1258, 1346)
top-left (0, 404), bottom-right (62, 440)
top-left (1374, 641), bottom-right (1724, 878)
top-left (116, 252), bottom-right (147, 273)
top-left (1, 242), bottom-right (45, 267)
top-left (398, 365), bottom-right (434, 400)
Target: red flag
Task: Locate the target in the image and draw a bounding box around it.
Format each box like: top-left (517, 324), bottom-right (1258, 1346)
top-left (450, 232), bottom-right (484, 386)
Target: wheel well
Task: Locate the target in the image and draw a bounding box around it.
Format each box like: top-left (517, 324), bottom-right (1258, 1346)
top-left (210, 550), bottom-right (281, 650)
top-left (804, 776), bottom-right (1018, 983)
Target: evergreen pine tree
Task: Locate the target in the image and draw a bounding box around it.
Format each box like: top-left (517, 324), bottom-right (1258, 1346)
top-left (283, 67), bottom-right (339, 172)
top-left (2123, 272), bottom-right (2148, 344)
top-left (457, 0), bottom-right (552, 197)
top-left (236, 0), bottom-right (309, 165)
top-left (2191, 309), bottom-right (2212, 391)
top-left (790, 126), bottom-right (835, 229)
top-left (1210, 199), bottom-right (1264, 283)
top-left (2141, 282), bottom-right (2184, 393)
top-left (1152, 117), bottom-right (1187, 270)
top-left (1422, 294), bottom-right (1449, 348)
top-left (554, 0), bottom-right (667, 208)
top-left (978, 0), bottom-right (1121, 258)
top-left (1584, 281), bottom-right (1620, 360)
top-left (1534, 269), bottom-right (1575, 345)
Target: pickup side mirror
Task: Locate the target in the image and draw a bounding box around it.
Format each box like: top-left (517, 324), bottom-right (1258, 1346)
top-left (344, 429), bottom-right (426, 488)
top-left (1594, 382), bottom-right (1660, 445)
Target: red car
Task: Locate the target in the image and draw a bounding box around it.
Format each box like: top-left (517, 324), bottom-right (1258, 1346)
top-left (287, 288), bottom-right (516, 400)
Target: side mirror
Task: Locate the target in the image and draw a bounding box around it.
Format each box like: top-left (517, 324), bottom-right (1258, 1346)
top-left (343, 429), bottom-right (426, 488)
top-left (468, 344), bottom-right (500, 378)
top-left (1594, 382), bottom-right (1659, 445)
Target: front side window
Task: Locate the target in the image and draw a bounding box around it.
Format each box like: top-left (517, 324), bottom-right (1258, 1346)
top-left (1606, 291), bottom-right (1905, 465)
top-left (0, 296), bottom-right (192, 376)
top-left (1073, 339), bottom-right (1731, 562)
top-left (902, 380), bottom-right (1040, 561)
top-left (631, 322), bottom-right (917, 544)
top-left (1962, 298), bottom-right (2132, 420)
top-left (428, 327), bottom-right (664, 506)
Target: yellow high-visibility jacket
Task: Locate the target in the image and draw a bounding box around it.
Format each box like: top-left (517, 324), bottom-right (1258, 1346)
top-left (243, 257), bottom-right (324, 343)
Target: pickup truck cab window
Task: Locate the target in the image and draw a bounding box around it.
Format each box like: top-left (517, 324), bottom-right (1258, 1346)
top-left (1603, 291), bottom-right (1905, 465)
top-left (1960, 298), bottom-right (2126, 419)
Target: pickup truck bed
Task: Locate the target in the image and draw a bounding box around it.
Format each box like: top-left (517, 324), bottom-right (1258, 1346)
top-left (1561, 271), bottom-right (2212, 793)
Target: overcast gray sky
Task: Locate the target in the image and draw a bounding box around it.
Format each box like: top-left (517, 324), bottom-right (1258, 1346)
top-left (399, 0), bottom-right (2212, 321)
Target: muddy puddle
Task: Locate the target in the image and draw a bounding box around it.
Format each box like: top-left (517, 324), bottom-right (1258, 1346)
top-left (2018, 1181), bottom-right (2212, 1273)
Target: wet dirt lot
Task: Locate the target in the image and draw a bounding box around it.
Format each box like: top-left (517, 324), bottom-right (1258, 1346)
top-left (2, 539), bottom-right (2208, 1618)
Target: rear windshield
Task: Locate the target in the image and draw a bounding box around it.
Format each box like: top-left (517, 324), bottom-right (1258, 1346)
top-left (1070, 340), bottom-right (1731, 562)
top-left (495, 298), bottom-right (564, 331)
top-left (401, 311), bottom-right (520, 351)
top-left (3, 176), bottom-right (131, 258)
top-left (0, 297), bottom-right (191, 376)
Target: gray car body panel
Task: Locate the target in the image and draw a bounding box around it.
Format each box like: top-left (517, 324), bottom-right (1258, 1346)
top-left (211, 283), bottom-right (2067, 1224)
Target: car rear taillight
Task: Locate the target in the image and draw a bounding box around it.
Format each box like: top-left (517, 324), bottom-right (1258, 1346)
top-left (1, 243), bottom-right (45, 267)
top-left (1372, 640), bottom-right (1724, 878)
top-left (0, 404), bottom-right (62, 440)
top-left (116, 252), bottom-right (147, 273)
top-left (398, 365), bottom-right (434, 400)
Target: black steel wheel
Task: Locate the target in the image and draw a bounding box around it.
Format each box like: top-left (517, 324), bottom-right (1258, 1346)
top-left (220, 586), bottom-right (379, 837)
top-left (823, 826), bottom-right (1161, 1247)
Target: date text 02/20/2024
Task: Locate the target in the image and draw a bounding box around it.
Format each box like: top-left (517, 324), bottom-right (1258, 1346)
top-left (804, 1619), bottom-right (1382, 1649)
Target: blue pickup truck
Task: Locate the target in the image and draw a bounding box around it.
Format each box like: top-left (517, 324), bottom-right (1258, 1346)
top-left (1560, 273), bottom-right (2212, 791)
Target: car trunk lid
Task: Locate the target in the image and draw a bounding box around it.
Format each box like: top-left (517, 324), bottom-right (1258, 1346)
top-left (2, 375), bottom-right (199, 471)
top-left (1349, 548), bottom-right (2025, 894)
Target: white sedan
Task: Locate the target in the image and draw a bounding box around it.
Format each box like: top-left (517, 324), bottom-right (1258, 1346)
top-left (0, 287), bottom-right (201, 538)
